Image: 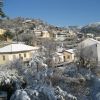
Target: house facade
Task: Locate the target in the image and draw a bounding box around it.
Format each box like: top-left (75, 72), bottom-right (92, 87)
top-left (66, 30), bottom-right (77, 40)
top-left (52, 52), bottom-right (64, 65)
top-left (34, 30), bottom-right (51, 38)
top-left (78, 38), bottom-right (100, 66)
top-left (0, 29), bottom-right (6, 35)
top-left (54, 32), bottom-right (67, 41)
top-left (0, 43), bottom-right (39, 64)
top-left (52, 49), bottom-right (75, 66)
top-left (95, 36), bottom-right (100, 41)
top-left (63, 49), bottom-right (75, 63)
top-left (86, 33), bottom-right (94, 38)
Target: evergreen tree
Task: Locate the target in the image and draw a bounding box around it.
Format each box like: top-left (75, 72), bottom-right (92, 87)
top-left (0, 0), bottom-right (6, 18)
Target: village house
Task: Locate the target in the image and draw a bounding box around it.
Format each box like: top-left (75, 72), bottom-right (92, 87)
top-left (63, 49), bottom-right (75, 63)
top-left (79, 38), bottom-right (100, 48)
top-left (95, 36), bottom-right (100, 41)
top-left (54, 30), bottom-right (76, 41)
top-left (41, 31), bottom-right (50, 38)
top-left (52, 49), bottom-right (75, 66)
top-left (78, 38), bottom-right (100, 66)
top-left (86, 33), bottom-right (94, 38)
top-left (34, 30), bottom-right (51, 38)
top-left (0, 29), bottom-right (6, 35)
top-left (0, 43), bottom-right (39, 65)
top-left (34, 30), bottom-right (42, 37)
top-left (66, 30), bottom-right (77, 40)
top-left (54, 32), bottom-right (67, 41)
top-left (52, 52), bottom-right (64, 65)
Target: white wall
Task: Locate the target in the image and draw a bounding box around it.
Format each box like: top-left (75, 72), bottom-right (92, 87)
top-left (97, 44), bottom-right (100, 65)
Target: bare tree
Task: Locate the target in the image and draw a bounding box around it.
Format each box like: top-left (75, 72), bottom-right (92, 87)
top-left (75, 44), bottom-right (97, 70)
top-left (39, 38), bottom-right (57, 67)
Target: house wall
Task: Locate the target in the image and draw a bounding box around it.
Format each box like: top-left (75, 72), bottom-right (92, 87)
top-left (79, 38), bottom-right (97, 48)
top-left (0, 51), bottom-right (33, 65)
top-left (52, 53), bottom-right (64, 65)
top-left (63, 51), bottom-right (74, 62)
top-left (0, 29), bottom-right (6, 35)
top-left (82, 44), bottom-right (98, 60)
top-left (95, 37), bottom-right (100, 41)
top-left (78, 39), bottom-right (100, 65)
top-left (42, 31), bottom-right (50, 38)
top-left (0, 54), bottom-right (9, 64)
top-left (56, 35), bottom-right (66, 41)
top-left (53, 55), bottom-right (64, 64)
top-left (97, 44), bottom-right (100, 65)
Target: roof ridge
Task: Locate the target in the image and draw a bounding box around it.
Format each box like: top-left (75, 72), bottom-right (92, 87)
top-left (0, 43), bottom-right (38, 53)
top-left (88, 38), bottom-right (100, 44)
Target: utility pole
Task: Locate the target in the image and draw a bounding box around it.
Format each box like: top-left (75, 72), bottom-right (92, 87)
top-left (15, 28), bottom-right (18, 43)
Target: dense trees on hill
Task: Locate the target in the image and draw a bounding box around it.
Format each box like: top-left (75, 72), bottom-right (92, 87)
top-left (81, 24), bottom-right (100, 35)
top-left (3, 30), bottom-right (14, 39)
top-left (0, 0), bottom-right (6, 18)
top-left (81, 27), bottom-right (100, 35)
top-left (1, 17), bottom-right (100, 45)
top-left (0, 18), bottom-right (64, 44)
top-left (0, 30), bottom-right (14, 41)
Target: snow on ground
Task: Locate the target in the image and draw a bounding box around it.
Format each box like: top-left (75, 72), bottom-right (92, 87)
top-left (0, 56), bottom-right (100, 100)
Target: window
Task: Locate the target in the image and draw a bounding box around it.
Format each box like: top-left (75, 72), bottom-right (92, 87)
top-left (19, 54), bottom-right (23, 60)
top-left (67, 55), bottom-right (70, 59)
top-left (21, 57), bottom-right (23, 60)
top-left (24, 53), bottom-right (26, 57)
top-left (19, 54), bottom-right (21, 57)
top-left (19, 54), bottom-right (21, 58)
top-left (13, 55), bottom-right (16, 59)
top-left (64, 56), bottom-right (66, 62)
top-left (3, 56), bottom-right (5, 61)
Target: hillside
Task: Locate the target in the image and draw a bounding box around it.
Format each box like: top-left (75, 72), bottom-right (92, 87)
top-left (0, 17), bottom-right (64, 33)
top-left (81, 22), bottom-right (100, 35)
top-left (1, 18), bottom-right (100, 44)
top-left (0, 17), bottom-right (68, 42)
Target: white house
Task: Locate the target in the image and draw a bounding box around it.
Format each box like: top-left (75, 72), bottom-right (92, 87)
top-left (51, 49), bottom-right (75, 67)
top-left (78, 38), bottom-right (100, 66)
top-left (51, 52), bottom-right (64, 67)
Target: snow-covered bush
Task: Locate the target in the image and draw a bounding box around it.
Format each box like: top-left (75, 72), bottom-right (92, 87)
top-left (10, 85), bottom-right (77, 100)
top-left (1, 50), bottom-right (100, 100)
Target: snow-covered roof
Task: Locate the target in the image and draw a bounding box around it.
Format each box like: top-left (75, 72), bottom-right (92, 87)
top-left (0, 43), bottom-right (39, 53)
top-left (87, 38), bottom-right (100, 44)
top-left (65, 49), bottom-right (75, 54)
top-left (55, 52), bottom-right (63, 56)
top-left (79, 38), bottom-right (100, 48)
top-left (52, 52), bottom-right (63, 57)
top-left (23, 20), bottom-right (32, 23)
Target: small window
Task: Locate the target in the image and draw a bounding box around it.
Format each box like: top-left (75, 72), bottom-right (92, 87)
top-left (21, 57), bottom-right (23, 60)
top-left (67, 55), bottom-right (70, 59)
top-left (24, 53), bottom-right (26, 57)
top-left (13, 55), bottom-right (16, 59)
top-left (64, 56), bottom-right (66, 61)
top-left (19, 54), bottom-right (22, 58)
top-left (3, 56), bottom-right (5, 61)
top-left (19, 54), bottom-right (23, 60)
top-left (19, 54), bottom-right (21, 57)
